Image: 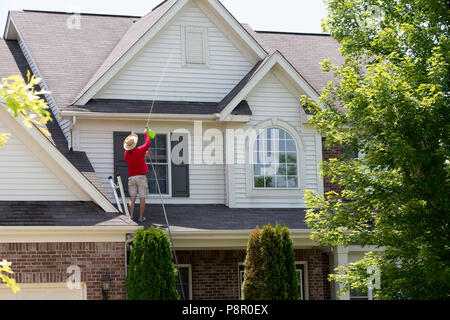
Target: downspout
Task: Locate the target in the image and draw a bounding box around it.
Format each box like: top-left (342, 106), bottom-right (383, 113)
top-left (68, 115), bottom-right (76, 151)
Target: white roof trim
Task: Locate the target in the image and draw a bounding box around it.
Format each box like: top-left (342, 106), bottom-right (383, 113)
top-left (74, 0), bottom-right (267, 106)
top-left (0, 105), bottom-right (118, 213)
top-left (170, 228), bottom-right (318, 249)
top-left (219, 51), bottom-right (321, 121)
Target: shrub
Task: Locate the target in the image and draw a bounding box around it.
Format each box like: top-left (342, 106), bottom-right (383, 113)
top-left (126, 227), bottom-right (179, 300)
top-left (242, 227), bottom-right (264, 299)
top-left (242, 223), bottom-right (299, 300)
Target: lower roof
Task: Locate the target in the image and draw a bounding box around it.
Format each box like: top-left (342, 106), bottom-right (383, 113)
top-left (68, 99), bottom-right (252, 116)
top-left (0, 201), bottom-right (135, 226)
top-left (140, 204), bottom-right (308, 231)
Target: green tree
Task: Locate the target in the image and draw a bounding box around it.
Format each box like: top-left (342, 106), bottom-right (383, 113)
top-left (303, 0), bottom-right (449, 299)
top-left (242, 224), bottom-right (299, 300)
top-left (0, 71), bottom-right (51, 294)
top-left (126, 228), bottom-right (179, 300)
top-left (0, 71), bottom-right (52, 145)
top-left (242, 227), bottom-right (264, 300)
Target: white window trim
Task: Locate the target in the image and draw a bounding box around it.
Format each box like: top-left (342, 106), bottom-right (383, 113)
top-left (238, 262), bottom-right (244, 299)
top-left (181, 25), bottom-right (209, 67)
top-left (146, 133), bottom-right (172, 200)
top-left (176, 264), bottom-right (192, 300)
top-left (295, 261), bottom-right (309, 300)
top-left (245, 119), bottom-right (306, 198)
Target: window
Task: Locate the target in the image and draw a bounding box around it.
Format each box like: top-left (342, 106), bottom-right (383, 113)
top-left (253, 128), bottom-right (298, 188)
top-left (238, 264), bottom-right (245, 299)
top-left (113, 132), bottom-right (169, 196)
top-left (350, 288), bottom-right (369, 300)
top-left (146, 134), bottom-right (169, 194)
top-left (296, 263), bottom-right (305, 300)
top-left (176, 265), bottom-right (192, 300)
top-left (183, 26), bottom-right (207, 65)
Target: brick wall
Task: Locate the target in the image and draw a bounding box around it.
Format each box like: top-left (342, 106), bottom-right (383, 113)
top-left (176, 249), bottom-right (330, 300)
top-left (0, 242), bottom-right (126, 300)
top-left (321, 137), bottom-right (343, 194)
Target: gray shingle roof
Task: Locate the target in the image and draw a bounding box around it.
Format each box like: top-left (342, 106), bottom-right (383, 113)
top-left (139, 204), bottom-right (308, 231)
top-left (251, 30), bottom-right (345, 94)
top-left (0, 38), bottom-right (106, 195)
top-left (68, 98), bottom-right (252, 115)
top-left (0, 201), bottom-right (136, 226)
top-left (75, 0), bottom-right (177, 104)
top-left (9, 10), bottom-right (136, 110)
top-left (6, 7), bottom-right (344, 114)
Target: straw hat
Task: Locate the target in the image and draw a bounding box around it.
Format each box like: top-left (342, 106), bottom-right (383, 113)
top-left (123, 133), bottom-right (138, 151)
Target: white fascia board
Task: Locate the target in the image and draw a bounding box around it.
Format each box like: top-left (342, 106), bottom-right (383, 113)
top-left (170, 229), bottom-right (318, 249)
top-left (3, 12), bottom-right (17, 40)
top-left (61, 110), bottom-right (219, 121)
top-left (0, 105), bottom-right (118, 213)
top-left (0, 226), bottom-right (142, 243)
top-left (74, 0), bottom-right (189, 105)
top-left (219, 51), bottom-right (322, 121)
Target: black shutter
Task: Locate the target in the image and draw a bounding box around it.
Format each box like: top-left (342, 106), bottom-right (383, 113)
top-left (171, 132), bottom-right (190, 197)
top-left (113, 132), bottom-right (131, 196)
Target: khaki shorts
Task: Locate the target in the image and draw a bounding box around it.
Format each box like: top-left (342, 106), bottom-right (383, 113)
top-left (128, 175), bottom-right (148, 198)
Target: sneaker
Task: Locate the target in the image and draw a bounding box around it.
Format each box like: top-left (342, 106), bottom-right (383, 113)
top-left (138, 217), bottom-right (147, 223)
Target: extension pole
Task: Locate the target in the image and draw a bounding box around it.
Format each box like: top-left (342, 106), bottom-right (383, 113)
top-left (108, 176), bottom-right (123, 213)
top-left (116, 174), bottom-right (130, 218)
top-left (148, 156), bottom-right (186, 300)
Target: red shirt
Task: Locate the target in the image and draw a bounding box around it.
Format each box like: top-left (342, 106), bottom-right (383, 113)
top-left (124, 132), bottom-right (151, 177)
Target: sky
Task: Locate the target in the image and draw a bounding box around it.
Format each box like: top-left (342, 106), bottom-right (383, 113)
top-left (0, 0), bottom-right (328, 37)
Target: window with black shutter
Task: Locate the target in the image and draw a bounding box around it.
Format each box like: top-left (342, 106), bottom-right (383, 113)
top-left (113, 132), bottom-right (169, 196)
top-left (113, 131), bottom-right (189, 197)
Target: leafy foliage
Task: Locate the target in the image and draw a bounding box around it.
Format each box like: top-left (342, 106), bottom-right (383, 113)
top-left (242, 224), bottom-right (299, 300)
top-left (0, 71), bottom-right (52, 146)
top-left (126, 228), bottom-right (179, 300)
top-left (303, 0), bottom-right (449, 299)
top-left (0, 260), bottom-right (20, 293)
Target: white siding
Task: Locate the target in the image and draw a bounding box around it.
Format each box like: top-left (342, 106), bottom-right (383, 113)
top-left (230, 71), bottom-right (321, 208)
top-left (75, 120), bottom-right (225, 204)
top-left (95, 2), bottom-right (255, 102)
top-left (0, 119), bottom-right (80, 201)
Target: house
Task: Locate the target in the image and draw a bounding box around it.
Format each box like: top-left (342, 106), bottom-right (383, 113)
top-left (0, 0), bottom-right (379, 300)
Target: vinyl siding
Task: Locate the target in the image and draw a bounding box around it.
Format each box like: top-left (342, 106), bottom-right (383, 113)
top-left (230, 71), bottom-right (321, 208)
top-left (75, 120), bottom-right (226, 204)
top-left (0, 119), bottom-right (80, 201)
top-left (95, 1), bottom-right (255, 103)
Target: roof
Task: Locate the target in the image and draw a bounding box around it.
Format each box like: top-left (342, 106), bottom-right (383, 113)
top-left (68, 99), bottom-right (252, 115)
top-left (252, 29), bottom-right (345, 94)
top-left (140, 204), bottom-right (308, 231)
top-left (0, 201), bottom-right (135, 226)
top-left (0, 39), bottom-right (106, 195)
top-left (75, 0), bottom-right (178, 104)
top-left (4, 5), bottom-right (344, 113)
top-left (8, 10), bottom-right (136, 110)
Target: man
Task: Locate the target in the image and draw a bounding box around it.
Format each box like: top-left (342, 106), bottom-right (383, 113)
top-left (123, 130), bottom-right (151, 223)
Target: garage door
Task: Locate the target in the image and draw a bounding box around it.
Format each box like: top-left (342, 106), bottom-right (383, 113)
top-left (0, 282), bottom-right (86, 300)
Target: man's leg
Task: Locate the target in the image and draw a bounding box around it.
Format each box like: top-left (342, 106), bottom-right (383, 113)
top-left (138, 197), bottom-right (146, 221)
top-left (129, 196), bottom-right (137, 219)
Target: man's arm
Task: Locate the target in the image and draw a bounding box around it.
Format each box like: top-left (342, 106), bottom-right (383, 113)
top-left (137, 131), bottom-right (151, 153)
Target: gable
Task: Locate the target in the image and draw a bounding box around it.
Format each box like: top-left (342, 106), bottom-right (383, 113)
top-left (0, 118), bottom-right (89, 201)
top-left (246, 71), bottom-right (303, 129)
top-left (94, 1), bottom-right (256, 103)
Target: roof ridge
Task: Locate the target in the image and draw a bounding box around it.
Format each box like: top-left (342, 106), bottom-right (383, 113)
top-left (21, 9), bottom-right (141, 19)
top-left (255, 30), bottom-right (330, 37)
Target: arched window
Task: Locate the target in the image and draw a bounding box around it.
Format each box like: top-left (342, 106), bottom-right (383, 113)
top-left (253, 127), bottom-right (298, 188)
